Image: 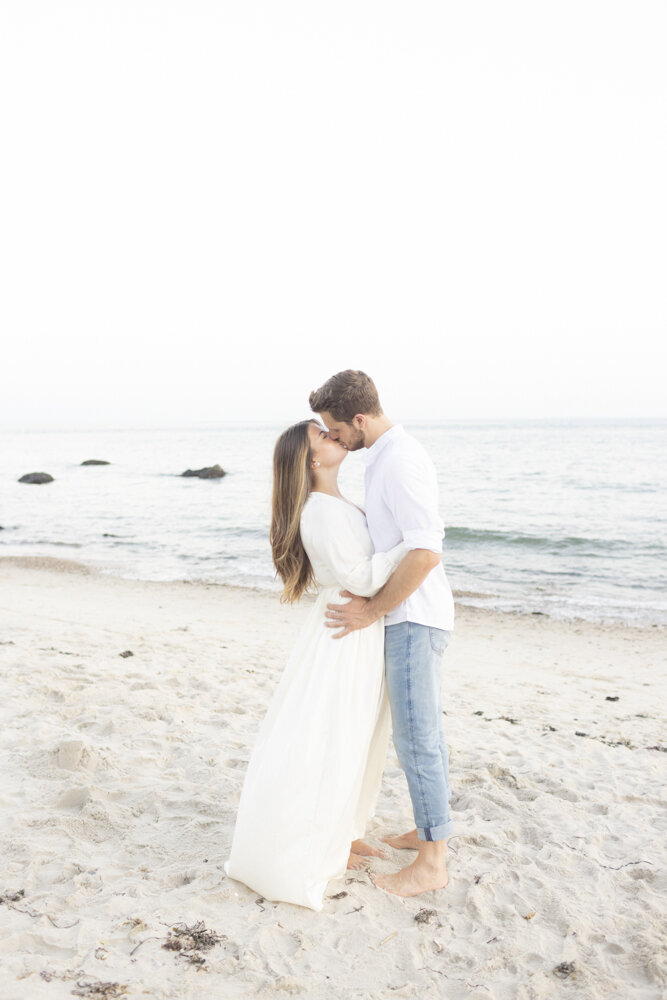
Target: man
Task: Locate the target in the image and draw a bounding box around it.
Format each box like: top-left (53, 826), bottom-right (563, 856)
top-left (309, 369), bottom-right (455, 898)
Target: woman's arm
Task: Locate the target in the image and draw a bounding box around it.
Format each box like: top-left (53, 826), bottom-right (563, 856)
top-left (300, 503), bottom-right (407, 598)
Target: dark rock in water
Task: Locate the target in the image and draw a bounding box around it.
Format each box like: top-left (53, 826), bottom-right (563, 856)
top-left (19, 473), bottom-right (54, 484)
top-left (181, 464), bottom-right (226, 479)
top-left (81, 459), bottom-right (110, 466)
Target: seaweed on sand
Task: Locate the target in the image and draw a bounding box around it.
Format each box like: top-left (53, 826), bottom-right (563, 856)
top-left (162, 920), bottom-right (226, 966)
top-left (70, 981), bottom-right (128, 998)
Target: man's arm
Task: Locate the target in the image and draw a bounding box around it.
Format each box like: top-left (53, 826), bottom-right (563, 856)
top-left (325, 548), bottom-right (440, 639)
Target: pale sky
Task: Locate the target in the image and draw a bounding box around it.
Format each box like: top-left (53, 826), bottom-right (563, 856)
top-left (1, 1), bottom-right (665, 426)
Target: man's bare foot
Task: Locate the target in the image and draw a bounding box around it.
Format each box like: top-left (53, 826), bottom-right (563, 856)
top-left (347, 852), bottom-right (370, 870)
top-left (350, 839), bottom-right (385, 858)
top-left (373, 856), bottom-right (449, 897)
top-left (381, 828), bottom-right (421, 851)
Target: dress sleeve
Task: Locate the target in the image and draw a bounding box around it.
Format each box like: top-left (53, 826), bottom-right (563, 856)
top-left (300, 502), bottom-right (407, 597)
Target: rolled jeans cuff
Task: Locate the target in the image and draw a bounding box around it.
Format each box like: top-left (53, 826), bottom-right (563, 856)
top-left (417, 819), bottom-right (453, 843)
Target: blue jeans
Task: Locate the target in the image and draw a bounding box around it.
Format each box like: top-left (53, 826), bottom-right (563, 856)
top-left (384, 622), bottom-right (453, 842)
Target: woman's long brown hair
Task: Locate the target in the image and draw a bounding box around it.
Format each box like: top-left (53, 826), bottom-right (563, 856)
top-left (270, 420), bottom-right (319, 603)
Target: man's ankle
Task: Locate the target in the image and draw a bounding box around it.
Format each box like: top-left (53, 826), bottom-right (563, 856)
top-left (417, 841), bottom-right (447, 863)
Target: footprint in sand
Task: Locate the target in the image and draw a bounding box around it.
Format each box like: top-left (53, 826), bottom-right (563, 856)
top-left (626, 867), bottom-right (655, 882)
top-left (605, 941), bottom-right (625, 955)
top-left (57, 786), bottom-right (91, 809)
top-left (223, 758), bottom-right (247, 769)
top-left (56, 740), bottom-right (99, 773)
top-left (57, 740), bottom-right (85, 769)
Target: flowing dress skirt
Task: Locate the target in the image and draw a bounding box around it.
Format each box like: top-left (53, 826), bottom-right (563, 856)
top-left (224, 585), bottom-right (390, 910)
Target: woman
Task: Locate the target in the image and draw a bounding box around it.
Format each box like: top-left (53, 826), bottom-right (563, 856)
top-left (224, 420), bottom-right (407, 910)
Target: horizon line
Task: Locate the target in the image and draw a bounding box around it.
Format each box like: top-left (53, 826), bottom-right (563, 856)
top-left (1, 415), bottom-right (666, 433)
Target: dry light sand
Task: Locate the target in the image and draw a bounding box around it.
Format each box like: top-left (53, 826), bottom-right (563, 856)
top-left (0, 556), bottom-right (665, 1000)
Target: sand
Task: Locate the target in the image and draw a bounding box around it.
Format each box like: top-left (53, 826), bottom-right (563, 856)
top-left (0, 556), bottom-right (665, 1000)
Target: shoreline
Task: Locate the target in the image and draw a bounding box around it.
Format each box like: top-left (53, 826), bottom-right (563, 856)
top-left (1, 554), bottom-right (662, 633)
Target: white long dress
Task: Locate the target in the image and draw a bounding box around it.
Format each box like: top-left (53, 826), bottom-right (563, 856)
top-left (224, 492), bottom-right (407, 911)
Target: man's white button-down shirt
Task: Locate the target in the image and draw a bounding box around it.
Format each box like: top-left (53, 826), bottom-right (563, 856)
top-left (362, 425), bottom-right (455, 630)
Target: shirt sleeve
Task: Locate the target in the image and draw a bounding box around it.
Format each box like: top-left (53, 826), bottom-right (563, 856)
top-left (300, 502), bottom-right (408, 597)
top-left (384, 452), bottom-right (444, 554)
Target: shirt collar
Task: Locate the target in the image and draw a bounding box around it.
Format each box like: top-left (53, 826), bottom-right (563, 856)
top-left (362, 424), bottom-right (405, 466)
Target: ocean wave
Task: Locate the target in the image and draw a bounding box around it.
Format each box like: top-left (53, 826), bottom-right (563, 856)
top-left (0, 538), bottom-right (84, 549)
top-left (559, 479), bottom-right (666, 494)
top-left (2, 420), bottom-right (665, 627)
top-left (445, 526), bottom-right (664, 555)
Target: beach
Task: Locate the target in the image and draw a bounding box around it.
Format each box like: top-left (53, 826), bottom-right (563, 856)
top-left (1, 556), bottom-right (665, 1000)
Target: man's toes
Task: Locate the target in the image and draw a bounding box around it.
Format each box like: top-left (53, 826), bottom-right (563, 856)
top-left (372, 872), bottom-right (394, 891)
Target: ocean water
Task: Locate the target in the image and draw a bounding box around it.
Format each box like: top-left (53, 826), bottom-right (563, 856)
top-left (1, 420), bottom-right (665, 627)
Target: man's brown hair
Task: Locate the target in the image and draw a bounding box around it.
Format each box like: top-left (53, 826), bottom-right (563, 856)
top-left (308, 369), bottom-right (382, 423)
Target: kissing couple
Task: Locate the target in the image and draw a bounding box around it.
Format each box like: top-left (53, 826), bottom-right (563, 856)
top-left (225, 370), bottom-right (455, 910)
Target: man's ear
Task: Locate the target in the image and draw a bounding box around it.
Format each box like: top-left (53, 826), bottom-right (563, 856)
top-left (352, 413), bottom-right (367, 429)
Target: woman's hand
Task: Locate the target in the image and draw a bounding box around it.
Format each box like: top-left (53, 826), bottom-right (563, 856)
top-left (325, 591), bottom-right (378, 639)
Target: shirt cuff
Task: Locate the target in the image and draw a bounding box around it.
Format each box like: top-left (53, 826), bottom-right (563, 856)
top-left (402, 529), bottom-right (443, 554)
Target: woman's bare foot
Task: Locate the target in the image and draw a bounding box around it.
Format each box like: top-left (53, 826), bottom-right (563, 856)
top-left (373, 854), bottom-right (449, 897)
top-left (381, 828), bottom-right (421, 850)
top-left (350, 839), bottom-right (385, 858)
